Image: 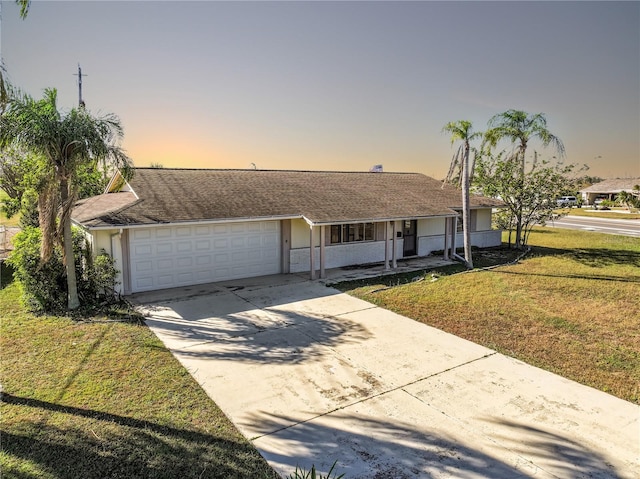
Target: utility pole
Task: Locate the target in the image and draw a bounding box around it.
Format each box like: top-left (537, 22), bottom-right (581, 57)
top-left (74, 63), bottom-right (87, 108)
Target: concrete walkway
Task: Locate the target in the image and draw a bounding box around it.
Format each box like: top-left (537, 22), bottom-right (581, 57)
top-left (134, 275), bottom-right (639, 478)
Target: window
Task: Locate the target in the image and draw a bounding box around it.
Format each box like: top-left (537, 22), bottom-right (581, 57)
top-left (330, 223), bottom-right (375, 244)
top-left (454, 210), bottom-right (477, 232)
top-left (330, 225), bottom-right (342, 243)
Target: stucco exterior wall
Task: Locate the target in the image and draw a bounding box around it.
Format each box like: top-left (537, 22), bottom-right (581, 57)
top-left (418, 229), bottom-right (502, 256)
top-left (92, 229), bottom-right (116, 256)
top-left (468, 229), bottom-right (502, 248)
top-left (291, 218), bottom-right (315, 248)
top-left (417, 235), bottom-right (446, 256)
top-left (289, 240), bottom-right (404, 273)
top-left (88, 228), bottom-right (126, 294)
top-left (417, 217), bottom-right (446, 236)
top-left (475, 208), bottom-right (493, 231)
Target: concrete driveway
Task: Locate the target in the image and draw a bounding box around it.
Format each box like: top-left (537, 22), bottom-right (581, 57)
top-left (135, 275), bottom-right (639, 478)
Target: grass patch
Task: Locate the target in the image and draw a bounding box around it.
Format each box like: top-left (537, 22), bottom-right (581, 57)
top-left (339, 227), bottom-right (640, 404)
top-left (0, 279), bottom-right (278, 478)
top-left (559, 206), bottom-right (640, 220)
top-left (335, 246), bottom-right (525, 291)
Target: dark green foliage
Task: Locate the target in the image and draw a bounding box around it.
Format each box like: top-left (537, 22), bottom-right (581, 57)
top-left (17, 189), bottom-right (39, 228)
top-left (75, 160), bottom-right (111, 199)
top-left (7, 227), bottom-right (66, 312)
top-left (91, 250), bottom-right (119, 298)
top-left (617, 191), bottom-right (640, 209)
top-left (7, 226), bottom-right (120, 313)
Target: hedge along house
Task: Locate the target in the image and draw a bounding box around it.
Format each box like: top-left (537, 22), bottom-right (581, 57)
top-left (72, 168), bottom-right (503, 295)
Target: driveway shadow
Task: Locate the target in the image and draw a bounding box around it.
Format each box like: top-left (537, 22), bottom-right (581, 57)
top-left (249, 409), bottom-right (625, 479)
top-left (139, 284), bottom-right (371, 365)
top-left (480, 417), bottom-right (626, 479)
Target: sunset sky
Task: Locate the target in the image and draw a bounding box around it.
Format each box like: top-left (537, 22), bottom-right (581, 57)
top-left (2, 1), bottom-right (639, 179)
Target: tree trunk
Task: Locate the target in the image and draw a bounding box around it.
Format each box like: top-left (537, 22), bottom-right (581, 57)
top-left (462, 143), bottom-right (473, 268)
top-left (515, 210), bottom-right (524, 250)
top-left (514, 146), bottom-right (527, 249)
top-left (60, 177), bottom-right (80, 310)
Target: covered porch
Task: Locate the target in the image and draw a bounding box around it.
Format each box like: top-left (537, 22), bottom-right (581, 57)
top-left (318, 255), bottom-right (457, 285)
top-left (305, 216), bottom-right (461, 280)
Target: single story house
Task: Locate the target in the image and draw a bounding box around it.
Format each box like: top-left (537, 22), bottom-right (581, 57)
top-left (579, 178), bottom-right (640, 205)
top-left (72, 168), bottom-right (504, 295)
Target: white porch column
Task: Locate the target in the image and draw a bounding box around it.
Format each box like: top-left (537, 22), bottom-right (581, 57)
top-left (391, 221), bottom-right (397, 269)
top-left (443, 217), bottom-right (450, 260)
top-left (319, 225), bottom-right (326, 279)
top-left (309, 225), bottom-right (316, 280)
top-left (384, 221), bottom-right (390, 270)
top-left (451, 216), bottom-right (457, 256)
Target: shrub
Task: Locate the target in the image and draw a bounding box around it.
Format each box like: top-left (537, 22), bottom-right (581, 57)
top-left (91, 250), bottom-right (120, 298)
top-left (7, 226), bottom-right (120, 313)
top-left (7, 227), bottom-right (67, 312)
top-left (286, 461), bottom-right (345, 479)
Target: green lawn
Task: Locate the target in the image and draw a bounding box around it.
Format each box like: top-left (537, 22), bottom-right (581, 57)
top-left (560, 206), bottom-right (640, 220)
top-left (0, 278), bottom-right (278, 479)
top-left (340, 227), bottom-right (640, 404)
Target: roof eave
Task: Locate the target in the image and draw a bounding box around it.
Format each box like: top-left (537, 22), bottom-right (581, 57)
top-left (81, 214), bottom-right (305, 231)
top-left (305, 212), bottom-right (460, 226)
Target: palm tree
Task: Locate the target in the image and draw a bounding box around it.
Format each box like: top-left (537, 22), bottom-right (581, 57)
top-left (442, 120), bottom-right (480, 269)
top-left (618, 190), bottom-right (640, 210)
top-left (0, 88), bottom-right (130, 309)
top-left (484, 110), bottom-right (565, 248)
top-left (16, 0), bottom-right (30, 18)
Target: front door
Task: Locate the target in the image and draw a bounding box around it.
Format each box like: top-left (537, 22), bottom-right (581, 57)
top-left (403, 220), bottom-right (417, 256)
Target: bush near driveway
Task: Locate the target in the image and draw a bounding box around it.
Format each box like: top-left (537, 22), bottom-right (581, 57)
top-left (342, 227), bottom-right (640, 404)
top-left (0, 282), bottom-right (278, 479)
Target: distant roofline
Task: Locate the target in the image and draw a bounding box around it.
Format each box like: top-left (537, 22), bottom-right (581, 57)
top-left (131, 167), bottom-right (423, 175)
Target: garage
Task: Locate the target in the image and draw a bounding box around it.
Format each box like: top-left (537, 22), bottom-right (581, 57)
top-left (129, 220), bottom-right (281, 293)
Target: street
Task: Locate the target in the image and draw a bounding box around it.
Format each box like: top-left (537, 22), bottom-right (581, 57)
top-left (547, 214), bottom-right (640, 237)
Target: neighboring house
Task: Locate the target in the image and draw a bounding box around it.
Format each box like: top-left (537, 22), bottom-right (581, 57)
top-left (72, 168), bottom-right (503, 294)
top-left (579, 178), bottom-right (640, 205)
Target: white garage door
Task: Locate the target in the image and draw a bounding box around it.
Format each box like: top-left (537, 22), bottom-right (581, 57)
top-left (129, 221), bottom-right (281, 292)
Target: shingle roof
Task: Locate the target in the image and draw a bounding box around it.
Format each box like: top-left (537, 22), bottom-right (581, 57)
top-left (73, 191), bottom-right (139, 226)
top-left (73, 168), bottom-right (503, 228)
top-left (579, 178), bottom-right (640, 194)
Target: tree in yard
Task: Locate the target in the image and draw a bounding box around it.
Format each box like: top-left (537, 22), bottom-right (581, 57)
top-left (0, 145), bottom-right (44, 227)
top-left (1, 142), bottom-right (112, 229)
top-left (475, 151), bottom-right (581, 248)
top-left (442, 120), bottom-right (481, 268)
top-left (484, 110), bottom-right (565, 249)
top-left (617, 190), bottom-right (640, 210)
top-left (0, 88), bottom-right (130, 309)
